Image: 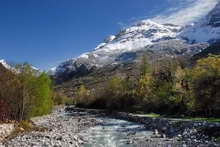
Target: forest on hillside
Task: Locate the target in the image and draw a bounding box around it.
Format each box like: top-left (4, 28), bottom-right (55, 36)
top-left (75, 54), bottom-right (220, 117)
top-left (1, 54), bottom-right (220, 121)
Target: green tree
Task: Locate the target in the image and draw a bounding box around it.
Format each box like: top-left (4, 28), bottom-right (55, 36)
top-left (105, 76), bottom-right (124, 96)
top-left (29, 73), bottom-right (53, 117)
top-left (149, 59), bottom-right (177, 112)
top-left (137, 55), bottom-right (152, 99)
top-left (16, 64), bottom-right (53, 120)
top-left (190, 55), bottom-right (220, 116)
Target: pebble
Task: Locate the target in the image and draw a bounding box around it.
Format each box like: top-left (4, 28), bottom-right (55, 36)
top-left (1, 106), bottom-right (220, 147)
top-left (0, 124), bottom-right (14, 142)
top-left (2, 107), bottom-right (97, 147)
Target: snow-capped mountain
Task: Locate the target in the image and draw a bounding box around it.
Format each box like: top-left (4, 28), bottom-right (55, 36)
top-left (51, 20), bottom-right (183, 76)
top-left (0, 59), bottom-right (39, 73)
top-left (51, 2), bottom-right (220, 78)
top-left (0, 59), bottom-right (14, 70)
top-left (180, 2), bottom-right (220, 43)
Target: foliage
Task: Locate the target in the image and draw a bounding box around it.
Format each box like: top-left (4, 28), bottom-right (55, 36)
top-left (74, 54), bottom-right (220, 117)
top-left (151, 61), bottom-right (176, 105)
top-left (52, 92), bottom-right (70, 105)
top-left (28, 73), bottom-right (53, 118)
top-left (0, 64), bottom-right (23, 120)
top-left (0, 63), bottom-right (54, 121)
top-left (190, 55), bottom-right (220, 116)
top-left (75, 85), bottom-right (91, 107)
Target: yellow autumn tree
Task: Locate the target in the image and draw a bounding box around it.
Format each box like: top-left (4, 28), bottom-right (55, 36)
top-left (75, 85), bottom-right (91, 107)
top-left (190, 54), bottom-right (220, 116)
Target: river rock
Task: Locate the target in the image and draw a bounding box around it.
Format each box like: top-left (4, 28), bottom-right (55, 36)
top-left (0, 124), bottom-right (14, 142)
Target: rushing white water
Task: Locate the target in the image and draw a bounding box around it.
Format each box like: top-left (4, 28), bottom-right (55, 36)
top-left (79, 117), bottom-right (153, 147)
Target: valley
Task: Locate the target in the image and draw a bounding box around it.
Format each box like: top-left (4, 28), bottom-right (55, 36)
top-left (1, 1), bottom-right (220, 146)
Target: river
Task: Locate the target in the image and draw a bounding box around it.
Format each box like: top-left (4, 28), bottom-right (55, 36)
top-left (3, 107), bottom-right (218, 147)
top-left (79, 117), bottom-right (153, 147)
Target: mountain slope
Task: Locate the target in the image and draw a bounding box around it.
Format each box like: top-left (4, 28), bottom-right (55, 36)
top-left (192, 41), bottom-right (220, 62)
top-left (0, 62), bottom-right (10, 73)
top-left (52, 2), bottom-right (220, 82)
top-left (180, 2), bottom-right (220, 43)
top-left (51, 20), bottom-right (208, 82)
top-left (0, 59), bottom-right (14, 71)
top-left (0, 59), bottom-right (39, 73)
top-left (51, 21), bottom-right (183, 75)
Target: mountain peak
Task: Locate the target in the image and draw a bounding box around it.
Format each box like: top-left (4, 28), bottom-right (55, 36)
top-left (135, 19), bottom-right (160, 26)
top-left (94, 19), bottom-right (181, 52)
top-left (0, 59), bottom-right (12, 70)
top-left (51, 3), bottom-right (220, 78)
top-left (51, 20), bottom-right (184, 77)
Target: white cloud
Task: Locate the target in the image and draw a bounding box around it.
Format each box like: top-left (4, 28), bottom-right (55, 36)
top-left (153, 0), bottom-right (219, 25)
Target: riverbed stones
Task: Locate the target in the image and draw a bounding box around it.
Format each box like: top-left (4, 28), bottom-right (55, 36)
top-left (65, 107), bottom-right (220, 146)
top-left (0, 124), bottom-right (14, 142)
top-left (110, 111), bottom-right (220, 146)
top-left (2, 107), bottom-right (98, 147)
top-left (2, 106), bottom-right (220, 147)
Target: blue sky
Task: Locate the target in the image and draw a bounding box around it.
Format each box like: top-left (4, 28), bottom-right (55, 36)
top-left (0, 0), bottom-right (218, 70)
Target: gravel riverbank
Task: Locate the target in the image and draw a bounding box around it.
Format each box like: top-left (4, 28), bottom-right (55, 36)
top-left (67, 107), bottom-right (220, 147)
top-left (1, 107), bottom-right (98, 147)
top-left (1, 106), bottom-right (220, 147)
top-left (0, 124), bottom-right (14, 143)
